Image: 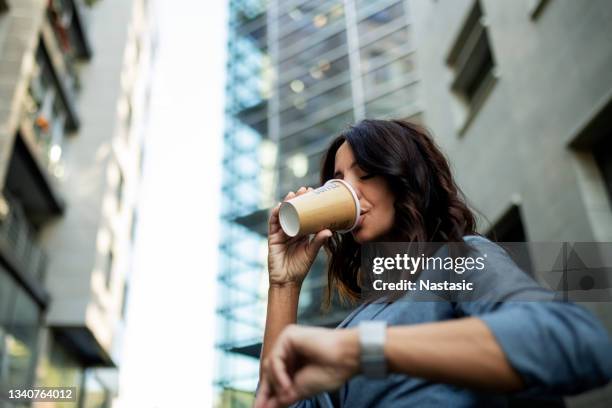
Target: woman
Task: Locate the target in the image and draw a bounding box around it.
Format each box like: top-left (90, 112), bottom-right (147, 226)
top-left (255, 119), bottom-right (612, 407)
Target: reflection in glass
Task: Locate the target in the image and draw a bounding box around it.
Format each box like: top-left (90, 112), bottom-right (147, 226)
top-left (279, 30), bottom-right (348, 73)
top-left (365, 83), bottom-right (418, 118)
top-left (280, 82), bottom-right (352, 127)
top-left (360, 27), bottom-right (412, 74)
top-left (83, 370), bottom-right (110, 408)
top-left (362, 53), bottom-right (415, 97)
top-left (280, 56), bottom-right (350, 102)
top-left (37, 334), bottom-right (83, 407)
top-left (279, 2), bottom-right (344, 50)
top-left (357, 1), bottom-right (405, 39)
top-left (4, 286), bottom-right (40, 389)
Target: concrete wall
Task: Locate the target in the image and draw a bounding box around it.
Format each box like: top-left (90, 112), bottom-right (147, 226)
top-left (0, 0), bottom-right (141, 364)
top-left (0, 0), bottom-right (45, 186)
top-left (410, 0), bottom-right (612, 405)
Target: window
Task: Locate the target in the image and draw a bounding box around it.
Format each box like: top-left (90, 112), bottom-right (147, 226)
top-left (0, 269), bottom-right (15, 379)
top-left (0, 268), bottom-right (42, 390)
top-left (36, 333), bottom-right (83, 401)
top-left (280, 82), bottom-right (352, 128)
top-left (364, 83), bottom-right (418, 119)
top-left (26, 43), bottom-right (71, 171)
top-left (593, 135), bottom-right (612, 209)
top-left (105, 248), bottom-right (114, 290)
top-left (47, 0), bottom-right (91, 59)
top-left (130, 209), bottom-right (138, 244)
top-left (116, 169), bottom-right (124, 211)
top-left (121, 282), bottom-right (129, 320)
top-left (124, 96), bottom-right (133, 138)
top-left (568, 96), bottom-right (612, 240)
top-left (82, 369), bottom-right (111, 408)
top-left (357, 1), bottom-right (406, 39)
top-left (360, 27), bottom-right (412, 74)
top-left (486, 204), bottom-right (534, 276)
top-left (279, 31), bottom-right (348, 74)
top-left (138, 142), bottom-right (145, 178)
top-left (362, 54), bottom-right (415, 96)
top-left (528, 0), bottom-right (549, 20)
top-left (446, 0), bottom-right (497, 133)
top-left (487, 204), bottom-right (528, 242)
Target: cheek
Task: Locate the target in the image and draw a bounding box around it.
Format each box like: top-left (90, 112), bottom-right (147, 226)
top-left (368, 192), bottom-right (395, 228)
top-left (381, 202), bottom-right (395, 229)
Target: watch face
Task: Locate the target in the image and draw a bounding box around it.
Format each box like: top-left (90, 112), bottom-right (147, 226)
top-left (359, 321), bottom-right (388, 378)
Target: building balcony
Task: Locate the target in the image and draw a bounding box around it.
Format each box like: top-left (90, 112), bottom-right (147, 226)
top-left (0, 194), bottom-right (50, 307)
top-left (47, 0), bottom-right (93, 60)
top-left (235, 100), bottom-right (268, 136)
top-left (4, 133), bottom-right (65, 227)
top-left (233, 207), bottom-right (269, 236)
top-left (236, 12), bottom-right (266, 51)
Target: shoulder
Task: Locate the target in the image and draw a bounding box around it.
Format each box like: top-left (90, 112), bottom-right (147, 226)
top-left (462, 234), bottom-right (494, 246)
top-left (461, 234), bottom-right (508, 258)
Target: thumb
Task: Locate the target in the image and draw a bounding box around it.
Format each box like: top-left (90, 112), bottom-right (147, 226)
top-left (307, 229), bottom-right (332, 258)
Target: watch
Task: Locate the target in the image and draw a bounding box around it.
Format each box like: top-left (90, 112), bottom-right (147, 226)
top-left (358, 320), bottom-right (388, 379)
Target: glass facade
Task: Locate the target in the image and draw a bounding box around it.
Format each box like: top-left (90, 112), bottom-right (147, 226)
top-left (26, 43), bottom-right (72, 177)
top-left (81, 370), bottom-right (111, 408)
top-left (216, 0), bottom-right (270, 395)
top-left (0, 267), bottom-right (42, 404)
top-left (215, 0), bottom-right (421, 403)
top-left (35, 333), bottom-right (84, 408)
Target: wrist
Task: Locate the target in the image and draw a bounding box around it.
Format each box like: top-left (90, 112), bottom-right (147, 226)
top-left (268, 280), bottom-right (302, 290)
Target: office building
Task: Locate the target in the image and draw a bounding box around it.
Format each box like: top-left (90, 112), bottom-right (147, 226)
top-left (0, 0), bottom-right (155, 406)
top-left (410, 0), bottom-right (612, 406)
top-left (216, 0), bottom-right (419, 403)
top-left (217, 0), bottom-right (612, 405)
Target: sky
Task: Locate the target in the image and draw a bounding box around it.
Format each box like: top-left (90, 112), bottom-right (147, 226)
top-left (116, 0), bottom-right (228, 407)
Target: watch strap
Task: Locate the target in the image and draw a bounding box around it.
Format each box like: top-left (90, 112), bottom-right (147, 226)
top-left (358, 320), bottom-right (387, 379)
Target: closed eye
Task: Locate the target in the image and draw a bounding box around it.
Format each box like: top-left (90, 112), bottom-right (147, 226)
top-left (360, 173), bottom-right (376, 180)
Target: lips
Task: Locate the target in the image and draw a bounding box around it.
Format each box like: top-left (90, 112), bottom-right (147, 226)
top-left (355, 212), bottom-right (368, 228)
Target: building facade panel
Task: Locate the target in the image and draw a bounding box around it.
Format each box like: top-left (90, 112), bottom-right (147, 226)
top-left (410, 0), bottom-right (612, 405)
top-left (0, 0), bottom-right (154, 406)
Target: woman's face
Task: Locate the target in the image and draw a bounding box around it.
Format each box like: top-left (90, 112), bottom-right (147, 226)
top-left (333, 141), bottom-right (395, 243)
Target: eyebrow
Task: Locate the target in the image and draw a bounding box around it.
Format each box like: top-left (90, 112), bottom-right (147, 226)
top-left (333, 161), bottom-right (358, 178)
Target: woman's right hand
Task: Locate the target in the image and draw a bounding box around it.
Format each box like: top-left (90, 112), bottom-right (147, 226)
top-left (268, 186), bottom-right (333, 287)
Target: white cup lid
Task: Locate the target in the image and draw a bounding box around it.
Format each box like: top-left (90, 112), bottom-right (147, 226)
top-left (279, 202), bottom-right (300, 237)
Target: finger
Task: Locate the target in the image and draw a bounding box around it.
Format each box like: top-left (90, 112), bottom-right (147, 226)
top-left (254, 378), bottom-right (271, 408)
top-left (283, 191), bottom-right (295, 201)
top-left (267, 358), bottom-right (282, 396)
top-left (270, 355), bottom-right (292, 392)
top-left (292, 365), bottom-right (325, 400)
top-left (285, 232), bottom-right (308, 246)
top-left (276, 387), bottom-right (300, 407)
top-left (307, 229), bottom-right (333, 259)
top-left (295, 186), bottom-right (307, 196)
top-left (268, 202), bottom-right (282, 236)
top-left (266, 396), bottom-right (281, 408)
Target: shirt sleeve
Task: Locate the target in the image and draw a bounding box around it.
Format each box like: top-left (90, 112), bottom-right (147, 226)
top-left (254, 380), bottom-right (320, 407)
top-left (452, 236), bottom-right (612, 397)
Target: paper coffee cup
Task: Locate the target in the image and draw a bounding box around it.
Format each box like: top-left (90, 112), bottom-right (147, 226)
top-left (279, 179), bottom-right (360, 237)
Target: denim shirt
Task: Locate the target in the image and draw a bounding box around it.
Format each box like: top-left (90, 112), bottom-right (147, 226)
top-left (275, 235), bottom-right (612, 407)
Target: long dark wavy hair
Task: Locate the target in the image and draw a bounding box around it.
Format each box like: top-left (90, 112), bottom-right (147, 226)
top-left (320, 119), bottom-right (480, 307)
